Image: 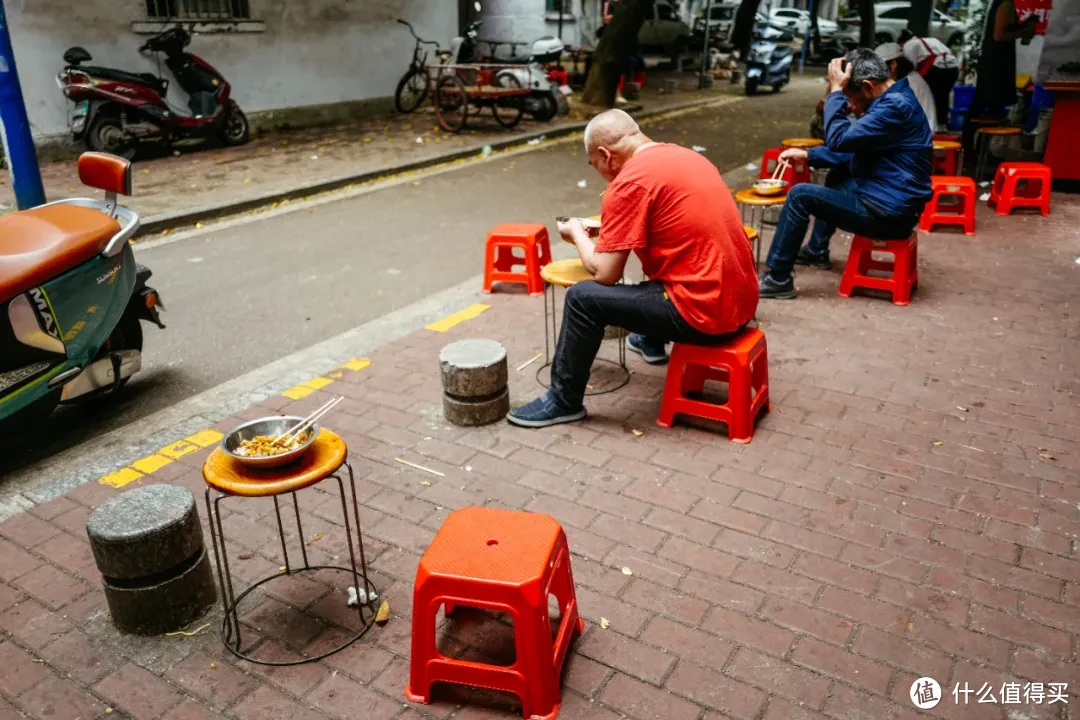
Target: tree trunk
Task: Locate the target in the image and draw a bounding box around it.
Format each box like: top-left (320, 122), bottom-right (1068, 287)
top-left (858, 0), bottom-right (876, 46)
top-left (582, 0), bottom-right (654, 107)
top-left (907, 0), bottom-right (932, 36)
top-left (730, 0), bottom-right (764, 60)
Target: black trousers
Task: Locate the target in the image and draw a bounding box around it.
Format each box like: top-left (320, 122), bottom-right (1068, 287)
top-left (924, 66), bottom-right (960, 128)
top-left (550, 280), bottom-right (743, 409)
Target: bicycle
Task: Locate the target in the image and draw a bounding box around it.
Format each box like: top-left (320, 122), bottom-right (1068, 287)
top-left (394, 19), bottom-right (450, 114)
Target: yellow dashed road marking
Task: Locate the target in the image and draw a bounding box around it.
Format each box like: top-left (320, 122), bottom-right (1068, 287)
top-left (186, 429), bottom-right (224, 447)
top-left (425, 304), bottom-right (490, 333)
top-left (99, 467), bottom-right (143, 488)
top-left (304, 376), bottom-right (334, 390)
top-left (160, 440), bottom-right (199, 459)
top-left (282, 385), bottom-right (315, 400)
top-left (341, 357), bottom-right (372, 371)
top-left (131, 454), bottom-right (173, 474)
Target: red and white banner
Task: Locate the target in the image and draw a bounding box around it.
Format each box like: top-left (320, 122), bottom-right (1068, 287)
top-left (1014, 0), bottom-right (1052, 34)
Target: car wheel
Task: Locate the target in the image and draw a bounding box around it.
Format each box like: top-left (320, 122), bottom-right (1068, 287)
top-left (947, 32), bottom-right (964, 51)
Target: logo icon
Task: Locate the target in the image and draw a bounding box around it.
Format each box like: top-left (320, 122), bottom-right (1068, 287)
top-left (911, 677), bottom-right (942, 709)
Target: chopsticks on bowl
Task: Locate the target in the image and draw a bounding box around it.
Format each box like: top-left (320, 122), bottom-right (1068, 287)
top-left (272, 396), bottom-right (343, 447)
top-left (770, 158), bottom-right (790, 181)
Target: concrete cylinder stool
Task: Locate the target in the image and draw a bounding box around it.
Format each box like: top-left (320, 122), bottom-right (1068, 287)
top-left (87, 485), bottom-right (216, 636)
top-left (440, 339), bottom-right (510, 426)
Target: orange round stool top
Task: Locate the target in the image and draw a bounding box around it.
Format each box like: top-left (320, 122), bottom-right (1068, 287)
top-left (540, 258), bottom-right (594, 287)
top-left (781, 137), bottom-right (824, 148)
top-left (735, 188), bottom-right (788, 206)
top-left (933, 140), bottom-right (962, 151)
top-left (978, 126), bottom-right (1022, 136)
top-left (203, 429), bottom-right (347, 497)
top-left (744, 225), bottom-right (759, 241)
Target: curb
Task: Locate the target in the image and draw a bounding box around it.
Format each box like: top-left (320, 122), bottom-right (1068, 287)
top-left (136, 93), bottom-right (737, 236)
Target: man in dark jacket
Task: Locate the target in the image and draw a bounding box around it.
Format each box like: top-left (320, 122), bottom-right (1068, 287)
top-left (759, 48), bottom-right (933, 299)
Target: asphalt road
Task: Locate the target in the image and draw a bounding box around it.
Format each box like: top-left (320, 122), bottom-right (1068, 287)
top-left (3, 75), bottom-right (824, 475)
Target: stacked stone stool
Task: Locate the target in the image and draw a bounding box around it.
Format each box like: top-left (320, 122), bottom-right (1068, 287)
top-left (440, 339), bottom-right (509, 426)
top-left (87, 485), bottom-right (216, 635)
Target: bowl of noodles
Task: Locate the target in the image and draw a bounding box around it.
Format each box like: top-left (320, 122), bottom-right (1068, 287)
top-left (221, 416), bottom-right (319, 469)
top-left (752, 179), bottom-right (789, 196)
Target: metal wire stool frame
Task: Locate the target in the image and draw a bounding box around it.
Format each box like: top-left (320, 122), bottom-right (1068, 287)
top-left (204, 461), bottom-right (379, 666)
top-left (536, 278), bottom-right (630, 396)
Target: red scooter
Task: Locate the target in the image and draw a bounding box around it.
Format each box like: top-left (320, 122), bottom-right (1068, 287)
top-left (56, 27), bottom-right (249, 159)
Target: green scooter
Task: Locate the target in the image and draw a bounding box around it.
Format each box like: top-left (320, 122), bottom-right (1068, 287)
top-left (0, 152), bottom-right (164, 429)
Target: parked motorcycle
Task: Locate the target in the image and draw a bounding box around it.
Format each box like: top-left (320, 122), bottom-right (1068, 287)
top-left (0, 152), bottom-right (165, 430)
top-left (56, 27), bottom-right (249, 159)
top-left (745, 29), bottom-right (794, 96)
top-left (491, 36), bottom-right (570, 122)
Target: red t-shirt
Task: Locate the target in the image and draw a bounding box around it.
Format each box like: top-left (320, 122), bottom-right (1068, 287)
top-left (595, 143), bottom-right (759, 335)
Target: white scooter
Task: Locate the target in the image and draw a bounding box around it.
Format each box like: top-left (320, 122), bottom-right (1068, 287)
top-left (487, 37), bottom-right (570, 122)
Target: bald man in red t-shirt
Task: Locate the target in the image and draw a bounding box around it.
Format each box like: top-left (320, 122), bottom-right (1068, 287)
top-left (508, 110), bottom-right (758, 428)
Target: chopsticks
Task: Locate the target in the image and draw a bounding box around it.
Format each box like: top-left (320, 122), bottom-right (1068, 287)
top-left (771, 158), bottom-right (790, 181)
top-left (272, 396), bottom-right (343, 447)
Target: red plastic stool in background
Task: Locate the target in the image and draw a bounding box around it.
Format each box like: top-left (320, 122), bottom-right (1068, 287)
top-left (617, 69), bottom-right (646, 94)
top-left (547, 68), bottom-right (569, 87)
top-left (837, 233), bottom-right (919, 306)
top-left (656, 328), bottom-right (770, 443)
top-left (987, 162), bottom-right (1051, 216)
top-left (919, 176), bottom-right (976, 235)
top-left (760, 147), bottom-right (811, 186)
top-left (931, 139), bottom-right (962, 176)
top-left (406, 507), bottom-right (583, 720)
top-left (483, 222), bottom-right (551, 296)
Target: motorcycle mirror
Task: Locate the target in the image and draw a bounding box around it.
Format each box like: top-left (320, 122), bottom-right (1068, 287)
top-left (474, 1), bottom-right (481, 11)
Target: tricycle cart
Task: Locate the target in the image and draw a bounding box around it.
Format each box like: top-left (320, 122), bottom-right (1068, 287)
top-left (429, 63), bottom-right (530, 133)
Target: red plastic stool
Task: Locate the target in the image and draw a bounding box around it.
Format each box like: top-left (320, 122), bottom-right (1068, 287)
top-left (618, 69), bottom-right (646, 94)
top-left (919, 176), bottom-right (976, 235)
top-left (761, 147), bottom-right (811, 186)
top-left (656, 328), bottom-right (770, 443)
top-left (837, 233), bottom-right (919, 306)
top-left (483, 223), bottom-right (552, 296)
top-left (932, 139), bottom-right (962, 176)
top-left (406, 507), bottom-right (584, 720)
top-left (546, 68), bottom-right (569, 87)
top-left (988, 162), bottom-right (1051, 216)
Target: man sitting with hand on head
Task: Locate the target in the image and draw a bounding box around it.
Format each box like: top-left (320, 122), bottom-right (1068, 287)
top-left (758, 49), bottom-right (932, 300)
top-left (507, 109), bottom-right (758, 428)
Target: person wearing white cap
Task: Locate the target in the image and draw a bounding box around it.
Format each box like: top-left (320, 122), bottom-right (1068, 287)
top-left (876, 42), bottom-right (936, 132)
top-left (898, 29), bottom-right (959, 126)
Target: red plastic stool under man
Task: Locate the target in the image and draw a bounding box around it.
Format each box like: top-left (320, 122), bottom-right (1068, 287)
top-left (760, 147), bottom-right (811, 186)
top-left (987, 162), bottom-right (1051, 216)
top-left (656, 328), bottom-right (770, 443)
top-left (837, 233), bottom-right (918, 306)
top-left (919, 176), bottom-right (976, 235)
top-left (406, 507), bottom-right (584, 720)
top-left (483, 223), bottom-right (552, 296)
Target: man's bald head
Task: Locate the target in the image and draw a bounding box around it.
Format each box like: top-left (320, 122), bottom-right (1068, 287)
top-left (583, 109), bottom-right (652, 181)
top-left (584, 109), bottom-right (643, 154)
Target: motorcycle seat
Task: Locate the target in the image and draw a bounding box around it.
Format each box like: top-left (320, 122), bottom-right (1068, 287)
top-left (83, 65), bottom-right (165, 94)
top-left (0, 205), bottom-right (120, 304)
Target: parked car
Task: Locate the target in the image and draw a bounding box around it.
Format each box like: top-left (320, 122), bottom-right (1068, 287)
top-left (767, 8), bottom-right (839, 36)
top-left (835, 2), bottom-right (964, 48)
top-left (693, 2), bottom-right (739, 38)
top-left (639, 0), bottom-right (693, 56)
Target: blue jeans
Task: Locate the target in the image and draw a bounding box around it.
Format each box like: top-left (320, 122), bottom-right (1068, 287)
top-left (765, 168), bottom-right (917, 282)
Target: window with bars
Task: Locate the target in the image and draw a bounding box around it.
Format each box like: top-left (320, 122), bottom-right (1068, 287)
top-left (145, 0), bottom-right (251, 20)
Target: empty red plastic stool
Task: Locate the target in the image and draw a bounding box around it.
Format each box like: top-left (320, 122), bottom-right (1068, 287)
top-left (760, 147), bottom-right (811, 186)
top-left (406, 507), bottom-right (584, 720)
top-left (837, 233), bottom-right (919, 306)
top-left (987, 162), bottom-right (1051, 216)
top-left (483, 223), bottom-right (551, 296)
top-left (919, 176), bottom-right (976, 235)
top-left (656, 328), bottom-right (770, 443)
top-left (931, 139), bottom-right (962, 176)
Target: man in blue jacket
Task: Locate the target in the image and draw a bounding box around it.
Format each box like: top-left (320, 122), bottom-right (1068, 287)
top-left (759, 48), bottom-right (933, 299)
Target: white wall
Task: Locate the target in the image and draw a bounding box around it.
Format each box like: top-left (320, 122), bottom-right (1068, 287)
top-left (478, 0), bottom-right (588, 49)
top-left (7, 0), bottom-right (456, 140)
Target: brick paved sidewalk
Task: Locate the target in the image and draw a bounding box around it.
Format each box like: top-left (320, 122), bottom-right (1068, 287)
top-left (2, 194), bottom-right (1079, 720)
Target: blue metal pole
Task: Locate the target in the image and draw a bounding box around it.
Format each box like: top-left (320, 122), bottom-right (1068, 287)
top-left (0, 0), bottom-right (45, 209)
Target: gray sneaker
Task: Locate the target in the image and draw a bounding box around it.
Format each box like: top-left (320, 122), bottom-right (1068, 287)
top-left (759, 274), bottom-right (797, 299)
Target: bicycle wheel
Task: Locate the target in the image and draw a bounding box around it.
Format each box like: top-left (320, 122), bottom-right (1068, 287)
top-left (394, 67), bottom-right (428, 113)
top-left (434, 74), bottom-right (468, 133)
top-left (492, 71), bottom-right (525, 129)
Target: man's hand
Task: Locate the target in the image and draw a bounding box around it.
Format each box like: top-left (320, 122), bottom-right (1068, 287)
top-left (779, 147), bottom-right (808, 163)
top-left (557, 217), bottom-right (585, 243)
top-left (827, 57), bottom-right (852, 94)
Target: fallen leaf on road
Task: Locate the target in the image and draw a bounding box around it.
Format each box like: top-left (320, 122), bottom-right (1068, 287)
top-left (210, 663), bottom-right (217, 670)
top-left (631, 429), bottom-right (644, 437)
top-left (600, 618), bottom-right (610, 629)
top-left (238, 553), bottom-right (253, 560)
top-left (375, 600), bottom-right (391, 624)
top-left (420, 480), bottom-right (432, 487)
top-left (621, 567), bottom-right (633, 576)
top-left (932, 441), bottom-right (944, 447)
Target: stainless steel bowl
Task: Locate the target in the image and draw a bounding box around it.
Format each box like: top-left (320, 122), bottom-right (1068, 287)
top-left (220, 416), bottom-right (320, 469)
top-left (752, 179), bottom-right (790, 196)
